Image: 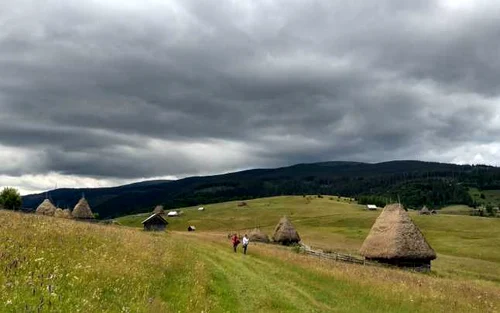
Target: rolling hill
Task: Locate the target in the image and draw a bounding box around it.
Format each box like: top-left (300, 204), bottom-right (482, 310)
top-left (21, 160), bottom-right (500, 219)
top-left (2, 196), bottom-right (499, 312)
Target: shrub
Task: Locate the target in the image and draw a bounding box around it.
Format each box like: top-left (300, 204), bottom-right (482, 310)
top-left (0, 187), bottom-right (22, 211)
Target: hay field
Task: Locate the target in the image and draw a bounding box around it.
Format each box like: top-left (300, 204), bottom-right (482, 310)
top-left (2, 197), bottom-right (500, 312)
top-left (119, 196), bottom-right (500, 283)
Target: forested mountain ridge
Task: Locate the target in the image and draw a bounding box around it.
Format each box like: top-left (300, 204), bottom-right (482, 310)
top-left (21, 160), bottom-right (500, 218)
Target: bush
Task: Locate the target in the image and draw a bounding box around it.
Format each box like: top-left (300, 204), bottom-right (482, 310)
top-left (0, 187), bottom-right (22, 211)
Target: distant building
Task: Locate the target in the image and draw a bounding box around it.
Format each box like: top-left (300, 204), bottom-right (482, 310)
top-left (198, 207), bottom-right (205, 211)
top-left (187, 225), bottom-right (196, 231)
top-left (142, 213), bottom-right (168, 231)
top-left (366, 204), bottom-right (377, 210)
top-left (167, 211), bottom-right (179, 217)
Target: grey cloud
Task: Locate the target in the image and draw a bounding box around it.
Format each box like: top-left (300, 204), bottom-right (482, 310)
top-left (1, 0), bottom-right (500, 182)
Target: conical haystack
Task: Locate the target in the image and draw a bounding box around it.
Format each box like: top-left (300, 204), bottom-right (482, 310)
top-left (72, 197), bottom-right (95, 219)
top-left (54, 208), bottom-right (72, 219)
top-left (272, 216), bottom-right (301, 245)
top-left (36, 199), bottom-right (56, 216)
top-left (360, 204), bottom-right (436, 264)
top-left (419, 206), bottom-right (430, 215)
top-left (153, 205), bottom-right (165, 215)
top-left (249, 228), bottom-right (270, 243)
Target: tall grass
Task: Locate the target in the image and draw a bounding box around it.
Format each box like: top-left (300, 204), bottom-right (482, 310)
top-left (2, 197), bottom-right (500, 312)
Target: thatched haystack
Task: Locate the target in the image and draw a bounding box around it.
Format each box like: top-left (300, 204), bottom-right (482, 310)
top-left (153, 205), bottom-right (165, 215)
top-left (272, 216), bottom-right (301, 245)
top-left (54, 208), bottom-right (72, 219)
top-left (72, 197), bottom-right (95, 219)
top-left (419, 206), bottom-right (430, 215)
top-left (360, 203), bottom-right (436, 269)
top-left (249, 228), bottom-right (270, 243)
top-left (36, 199), bottom-right (56, 216)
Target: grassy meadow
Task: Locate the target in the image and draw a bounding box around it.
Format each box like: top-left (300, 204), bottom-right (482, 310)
top-left (1, 196), bottom-right (500, 312)
top-left (118, 196), bottom-right (500, 281)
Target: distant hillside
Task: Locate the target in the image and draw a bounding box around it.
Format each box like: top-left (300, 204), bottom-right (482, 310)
top-left (22, 160), bottom-right (500, 218)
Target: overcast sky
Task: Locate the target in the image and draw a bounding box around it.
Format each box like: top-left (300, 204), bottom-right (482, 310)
top-left (2, 0), bottom-right (500, 194)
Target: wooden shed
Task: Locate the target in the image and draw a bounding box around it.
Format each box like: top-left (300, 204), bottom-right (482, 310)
top-left (187, 225), bottom-right (196, 232)
top-left (142, 213), bottom-right (168, 231)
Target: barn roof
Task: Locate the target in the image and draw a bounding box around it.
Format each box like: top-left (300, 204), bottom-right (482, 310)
top-left (141, 213), bottom-right (168, 225)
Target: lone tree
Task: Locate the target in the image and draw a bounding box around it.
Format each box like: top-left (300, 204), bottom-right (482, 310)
top-left (0, 187), bottom-right (22, 211)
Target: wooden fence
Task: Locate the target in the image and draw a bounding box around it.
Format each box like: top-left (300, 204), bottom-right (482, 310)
top-left (299, 244), bottom-right (431, 272)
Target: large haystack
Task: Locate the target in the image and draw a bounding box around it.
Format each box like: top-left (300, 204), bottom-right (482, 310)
top-left (360, 203), bottom-right (436, 269)
top-left (272, 216), bottom-right (301, 245)
top-left (54, 208), bottom-right (72, 219)
top-left (36, 199), bottom-right (56, 216)
top-left (72, 197), bottom-right (95, 219)
top-left (249, 228), bottom-right (270, 243)
top-left (153, 205), bottom-right (165, 215)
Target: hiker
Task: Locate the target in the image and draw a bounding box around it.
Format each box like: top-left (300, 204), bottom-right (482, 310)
top-left (231, 234), bottom-right (240, 252)
top-left (242, 234), bottom-right (249, 255)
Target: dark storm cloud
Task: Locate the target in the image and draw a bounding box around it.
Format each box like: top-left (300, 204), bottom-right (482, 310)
top-left (1, 0), bottom-right (500, 183)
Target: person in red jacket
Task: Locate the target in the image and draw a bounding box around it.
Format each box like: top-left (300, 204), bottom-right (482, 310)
top-left (231, 234), bottom-right (240, 252)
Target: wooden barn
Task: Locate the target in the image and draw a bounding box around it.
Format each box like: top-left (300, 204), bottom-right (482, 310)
top-left (142, 213), bottom-right (168, 231)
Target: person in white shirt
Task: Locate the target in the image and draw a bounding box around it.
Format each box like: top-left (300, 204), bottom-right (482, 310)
top-left (242, 234), bottom-right (249, 255)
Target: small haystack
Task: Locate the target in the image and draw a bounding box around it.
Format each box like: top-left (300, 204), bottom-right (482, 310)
top-left (36, 199), bottom-right (56, 216)
top-left (248, 228), bottom-right (270, 243)
top-left (54, 208), bottom-right (73, 219)
top-left (272, 216), bottom-right (301, 245)
top-left (153, 205), bottom-right (165, 215)
top-left (72, 197), bottom-right (95, 219)
top-left (419, 206), bottom-right (431, 215)
top-left (360, 203), bottom-right (436, 270)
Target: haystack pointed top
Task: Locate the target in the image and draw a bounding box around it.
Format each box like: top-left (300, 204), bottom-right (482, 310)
top-left (36, 198), bottom-right (57, 216)
top-left (153, 205), bottom-right (165, 215)
top-left (272, 216), bottom-right (301, 245)
top-left (360, 203), bottom-right (436, 260)
top-left (72, 196), bottom-right (94, 219)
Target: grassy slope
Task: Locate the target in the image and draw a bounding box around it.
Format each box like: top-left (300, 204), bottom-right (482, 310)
top-left (439, 205), bottom-right (473, 215)
top-left (1, 210), bottom-right (500, 313)
top-left (118, 196), bottom-right (500, 283)
top-left (470, 188), bottom-right (500, 207)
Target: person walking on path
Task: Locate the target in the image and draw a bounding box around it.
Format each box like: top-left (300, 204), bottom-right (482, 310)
top-left (242, 234), bottom-right (249, 255)
top-left (231, 234), bottom-right (240, 253)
